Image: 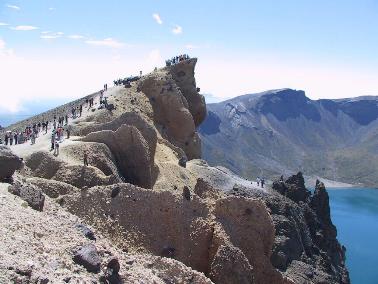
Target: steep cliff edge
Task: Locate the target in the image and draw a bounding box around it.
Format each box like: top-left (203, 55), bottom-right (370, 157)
top-left (1, 59), bottom-right (349, 283)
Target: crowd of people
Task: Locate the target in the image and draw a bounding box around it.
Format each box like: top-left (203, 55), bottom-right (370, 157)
top-left (0, 88), bottom-right (107, 154)
top-left (165, 54), bottom-right (190, 66)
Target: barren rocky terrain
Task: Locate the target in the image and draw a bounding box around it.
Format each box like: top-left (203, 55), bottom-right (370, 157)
top-left (0, 59), bottom-right (349, 283)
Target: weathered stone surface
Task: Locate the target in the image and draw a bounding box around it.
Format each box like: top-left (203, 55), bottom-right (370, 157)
top-left (81, 124), bottom-right (155, 188)
top-left (25, 150), bottom-right (119, 189)
top-left (27, 177), bottom-right (79, 198)
top-left (272, 172), bottom-right (311, 203)
top-left (168, 58), bottom-right (206, 127)
top-left (210, 244), bottom-right (254, 284)
top-left (0, 145), bottom-right (23, 180)
top-left (75, 224), bottom-right (96, 240)
top-left (138, 70), bottom-right (201, 160)
top-left (9, 181), bottom-right (45, 211)
top-left (73, 244), bottom-right (101, 273)
top-left (182, 186), bottom-right (191, 201)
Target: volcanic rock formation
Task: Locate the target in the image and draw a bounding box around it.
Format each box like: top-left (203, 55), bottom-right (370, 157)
top-left (0, 59), bottom-right (349, 283)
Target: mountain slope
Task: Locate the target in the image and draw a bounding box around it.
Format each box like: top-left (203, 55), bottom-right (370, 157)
top-left (199, 89), bottom-right (378, 187)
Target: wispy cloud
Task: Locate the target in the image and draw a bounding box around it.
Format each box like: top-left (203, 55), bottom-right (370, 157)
top-left (40, 31), bottom-right (64, 39)
top-left (0, 39), bottom-right (5, 49)
top-left (152, 13), bottom-right (163, 25)
top-left (48, 7), bottom-right (55, 11)
top-left (85, 38), bottom-right (125, 48)
top-left (185, 44), bottom-right (199, 50)
top-left (67, 34), bottom-right (84, 39)
top-left (11, 25), bottom-right (39, 31)
top-left (6, 4), bottom-right (20, 10)
top-left (0, 22), bottom-right (9, 26)
top-left (172, 25), bottom-right (183, 35)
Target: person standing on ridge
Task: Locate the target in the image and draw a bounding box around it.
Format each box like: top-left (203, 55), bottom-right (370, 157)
top-left (256, 177), bottom-right (260, 187)
top-left (261, 178), bottom-right (265, 188)
top-left (83, 151), bottom-right (89, 166)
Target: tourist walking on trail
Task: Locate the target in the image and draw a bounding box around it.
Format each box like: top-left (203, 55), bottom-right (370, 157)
top-left (9, 133), bottom-right (13, 145)
top-left (261, 178), bottom-right (265, 188)
top-left (79, 104), bottom-right (83, 117)
top-left (83, 151), bottom-right (89, 166)
top-left (5, 132), bottom-right (9, 145)
top-left (14, 133), bottom-right (18, 145)
top-left (256, 177), bottom-right (260, 187)
top-left (66, 127), bottom-right (70, 139)
top-left (50, 131), bottom-right (55, 150)
top-left (54, 138), bottom-right (60, 156)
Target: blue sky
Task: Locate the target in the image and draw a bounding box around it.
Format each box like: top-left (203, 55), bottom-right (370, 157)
top-left (1, 0), bottom-right (378, 121)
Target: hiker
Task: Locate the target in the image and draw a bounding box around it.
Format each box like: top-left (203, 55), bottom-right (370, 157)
top-left (261, 178), bottom-right (265, 188)
top-left (280, 175), bottom-right (284, 183)
top-left (54, 138), bottom-right (60, 156)
top-left (30, 131), bottom-right (36, 145)
top-left (53, 119), bottom-right (57, 130)
top-left (79, 104), bottom-right (83, 117)
top-left (9, 133), bottom-right (13, 145)
top-left (50, 131), bottom-right (55, 150)
top-left (14, 132), bottom-right (18, 145)
top-left (83, 151), bottom-right (88, 166)
top-left (256, 177), bottom-right (260, 187)
top-left (65, 114), bottom-right (68, 125)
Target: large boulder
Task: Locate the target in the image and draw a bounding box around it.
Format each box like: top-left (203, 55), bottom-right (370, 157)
top-left (81, 124), bottom-right (155, 188)
top-left (8, 181), bottom-right (45, 211)
top-left (73, 244), bottom-right (101, 273)
top-left (210, 244), bottom-right (254, 284)
top-left (24, 150), bottom-right (118, 189)
top-left (0, 145), bottom-right (22, 180)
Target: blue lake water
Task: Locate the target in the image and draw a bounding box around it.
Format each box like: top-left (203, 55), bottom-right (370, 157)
top-left (328, 188), bottom-right (378, 284)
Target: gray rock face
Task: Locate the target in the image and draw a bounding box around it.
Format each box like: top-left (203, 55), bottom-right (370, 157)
top-left (245, 173), bottom-right (349, 284)
top-left (73, 244), bottom-right (101, 273)
top-left (210, 245), bottom-right (254, 284)
top-left (200, 88), bottom-right (378, 187)
top-left (0, 145), bottom-right (22, 181)
top-left (75, 224), bottom-right (96, 241)
top-left (9, 181), bottom-right (45, 211)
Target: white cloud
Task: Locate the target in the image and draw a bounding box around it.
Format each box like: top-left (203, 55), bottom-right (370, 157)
top-left (40, 31), bottom-right (64, 39)
top-left (67, 34), bottom-right (85, 40)
top-left (147, 49), bottom-right (162, 63)
top-left (6, 4), bottom-right (20, 10)
top-left (0, 22), bottom-right (9, 26)
top-left (172, 25), bottom-right (183, 35)
top-left (185, 44), bottom-right (199, 50)
top-left (85, 38), bottom-right (125, 48)
top-left (152, 13), bottom-right (163, 25)
top-left (11, 25), bottom-right (39, 31)
top-left (48, 7), bottom-right (55, 11)
top-left (40, 35), bottom-right (60, 39)
top-left (0, 39), bottom-right (5, 49)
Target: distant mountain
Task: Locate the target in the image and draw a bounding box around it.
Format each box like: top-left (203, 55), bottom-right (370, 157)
top-left (199, 88), bottom-right (378, 187)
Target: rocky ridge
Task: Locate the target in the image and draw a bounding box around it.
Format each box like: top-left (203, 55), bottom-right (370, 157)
top-left (0, 59), bottom-right (349, 283)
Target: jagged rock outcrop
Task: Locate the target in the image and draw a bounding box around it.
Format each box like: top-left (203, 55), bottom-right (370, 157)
top-left (0, 145), bottom-right (23, 181)
top-left (27, 177), bottom-right (79, 198)
top-left (138, 59), bottom-right (204, 159)
top-left (24, 150), bottom-right (119, 188)
top-left (168, 58), bottom-right (206, 127)
top-left (81, 124), bottom-right (155, 188)
top-left (267, 173), bottom-right (349, 283)
top-left (0, 58), bottom-right (350, 283)
top-left (8, 181), bottom-right (45, 211)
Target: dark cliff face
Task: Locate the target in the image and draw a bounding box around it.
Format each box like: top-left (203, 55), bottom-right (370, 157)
top-left (267, 173), bottom-right (349, 283)
top-left (200, 89), bottom-right (378, 187)
top-left (257, 89), bottom-right (321, 122)
top-left (225, 172), bottom-right (350, 284)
